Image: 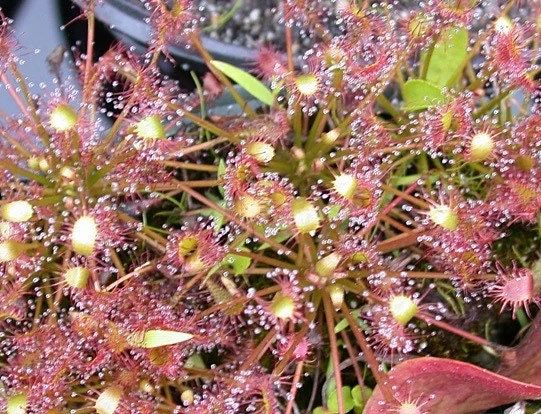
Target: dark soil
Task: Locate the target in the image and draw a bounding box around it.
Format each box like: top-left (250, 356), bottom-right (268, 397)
top-left (198, 0), bottom-right (340, 54)
top-left (129, 0), bottom-right (503, 55)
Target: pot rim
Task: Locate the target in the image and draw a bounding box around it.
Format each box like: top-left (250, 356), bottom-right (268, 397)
top-left (73, 0), bottom-right (258, 68)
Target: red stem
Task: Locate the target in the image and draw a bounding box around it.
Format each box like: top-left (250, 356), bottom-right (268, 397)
top-left (240, 330), bottom-right (277, 370)
top-left (340, 303), bottom-right (396, 404)
top-left (285, 361), bottom-right (304, 414)
top-left (418, 313), bottom-right (503, 350)
top-left (0, 73), bottom-right (31, 118)
top-left (323, 292), bottom-right (345, 414)
top-left (285, 25), bottom-right (295, 72)
top-left (83, 1), bottom-right (96, 102)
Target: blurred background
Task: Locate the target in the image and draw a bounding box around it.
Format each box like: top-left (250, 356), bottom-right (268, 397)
top-left (0, 0), bottom-right (228, 116)
top-left (1, 1), bottom-right (65, 114)
top-left (0, 0), bottom-right (115, 115)
top-left (0, 0), bottom-right (511, 117)
top-left (0, 0), bottom-right (277, 118)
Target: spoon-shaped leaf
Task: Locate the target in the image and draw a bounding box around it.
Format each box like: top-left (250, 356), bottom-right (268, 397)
top-left (425, 26), bottom-right (469, 88)
top-left (210, 60), bottom-right (274, 106)
top-left (501, 313), bottom-right (541, 385)
top-left (364, 357), bottom-right (541, 414)
top-left (127, 329), bottom-right (194, 348)
top-left (403, 79), bottom-right (446, 111)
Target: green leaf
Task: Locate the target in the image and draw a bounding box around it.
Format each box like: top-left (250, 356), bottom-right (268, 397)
top-left (403, 79), bottom-right (446, 111)
top-left (326, 204), bottom-right (342, 219)
top-left (199, 208), bottom-right (225, 231)
top-left (313, 408), bottom-right (328, 414)
top-left (334, 309), bottom-right (366, 334)
top-left (351, 385), bottom-right (372, 410)
top-left (217, 158), bottom-right (226, 178)
top-left (217, 158), bottom-right (226, 197)
top-left (210, 60), bottom-right (274, 105)
top-left (334, 317), bottom-right (350, 334)
top-left (200, 195), bottom-right (226, 230)
top-left (184, 353), bottom-right (206, 369)
top-left (391, 173), bottom-right (439, 187)
top-left (327, 386), bottom-right (355, 413)
top-left (127, 330), bottom-right (193, 348)
top-left (391, 173), bottom-right (421, 186)
top-left (257, 229), bottom-right (292, 251)
top-left (223, 248), bottom-right (251, 275)
top-left (272, 79), bottom-right (284, 97)
top-left (425, 26), bottom-right (469, 88)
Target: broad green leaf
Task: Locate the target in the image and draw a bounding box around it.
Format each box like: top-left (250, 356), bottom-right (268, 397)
top-left (128, 329), bottom-right (193, 348)
top-left (327, 386), bottom-right (355, 413)
top-left (425, 27), bottom-right (469, 88)
top-left (313, 408), bottom-right (328, 414)
top-left (257, 229), bottom-right (292, 251)
top-left (272, 79), bottom-right (284, 97)
top-left (351, 385), bottom-right (372, 410)
top-left (334, 309), bottom-right (366, 334)
top-left (199, 208), bottom-right (225, 231)
top-left (392, 173), bottom-right (422, 186)
top-left (223, 248), bottom-right (251, 275)
top-left (391, 173), bottom-right (439, 187)
top-left (210, 60), bottom-right (274, 106)
top-left (185, 353), bottom-right (206, 369)
top-left (326, 204), bottom-right (342, 219)
top-left (403, 79), bottom-right (446, 111)
top-left (200, 194), bottom-right (226, 230)
top-left (334, 317), bottom-right (350, 334)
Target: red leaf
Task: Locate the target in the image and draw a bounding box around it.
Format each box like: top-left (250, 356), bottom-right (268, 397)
top-left (363, 357), bottom-right (541, 414)
top-left (501, 313), bottom-right (541, 385)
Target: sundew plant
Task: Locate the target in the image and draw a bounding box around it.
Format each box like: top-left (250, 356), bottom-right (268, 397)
top-left (0, 0), bottom-right (540, 413)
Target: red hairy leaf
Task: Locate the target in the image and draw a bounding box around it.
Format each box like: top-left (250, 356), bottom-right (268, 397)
top-left (364, 357), bottom-right (541, 414)
top-left (501, 314), bottom-right (541, 385)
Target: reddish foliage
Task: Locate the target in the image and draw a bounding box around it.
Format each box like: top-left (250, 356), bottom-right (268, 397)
top-left (501, 314), bottom-right (541, 385)
top-left (364, 357), bottom-right (541, 414)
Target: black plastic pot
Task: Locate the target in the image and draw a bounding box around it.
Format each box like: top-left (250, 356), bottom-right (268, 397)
top-left (0, 0), bottom-right (24, 18)
top-left (0, 2), bottom-right (19, 17)
top-left (74, 0), bottom-right (258, 71)
top-left (62, 0), bottom-right (261, 121)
